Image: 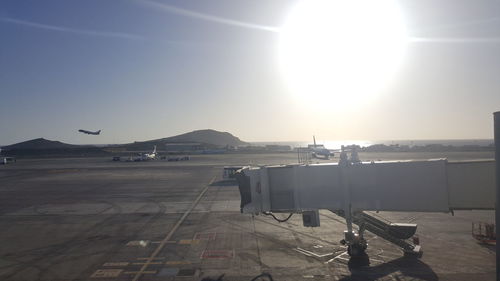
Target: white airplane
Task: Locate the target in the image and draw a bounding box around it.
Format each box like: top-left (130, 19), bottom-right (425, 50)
top-left (144, 145), bottom-right (157, 160)
top-left (136, 145), bottom-right (157, 161)
top-left (308, 136), bottom-right (333, 159)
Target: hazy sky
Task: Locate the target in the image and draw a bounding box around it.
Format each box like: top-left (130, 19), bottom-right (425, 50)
top-left (1, 0), bottom-right (500, 145)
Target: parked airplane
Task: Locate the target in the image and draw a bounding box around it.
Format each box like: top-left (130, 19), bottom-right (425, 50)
top-left (134, 145), bottom-right (157, 161)
top-left (143, 145), bottom-right (157, 160)
top-left (308, 136), bottom-right (333, 159)
top-left (78, 129), bottom-right (101, 135)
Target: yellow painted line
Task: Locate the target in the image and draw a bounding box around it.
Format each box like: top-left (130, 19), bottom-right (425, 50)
top-left (150, 240), bottom-right (176, 244)
top-left (123, 271), bottom-right (157, 275)
top-left (166, 260), bottom-right (192, 265)
top-left (131, 262), bottom-right (163, 265)
top-left (103, 262), bottom-right (129, 267)
top-left (131, 176), bottom-right (216, 281)
top-left (178, 239), bottom-right (200, 245)
top-left (136, 257), bottom-right (165, 260)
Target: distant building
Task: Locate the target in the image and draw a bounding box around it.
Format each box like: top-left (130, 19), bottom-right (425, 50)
top-left (2, 157), bottom-right (16, 164)
top-left (265, 145), bottom-right (292, 152)
top-left (165, 143), bottom-right (205, 153)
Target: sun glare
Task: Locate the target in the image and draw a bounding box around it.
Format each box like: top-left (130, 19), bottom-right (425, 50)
top-left (279, 0), bottom-right (408, 108)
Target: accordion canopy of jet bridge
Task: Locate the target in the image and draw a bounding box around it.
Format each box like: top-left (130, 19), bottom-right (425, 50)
top-left (237, 159), bottom-right (495, 214)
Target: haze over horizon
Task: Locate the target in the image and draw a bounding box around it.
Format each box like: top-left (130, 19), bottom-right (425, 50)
top-left (0, 131), bottom-right (495, 148)
top-left (2, 0), bottom-right (500, 145)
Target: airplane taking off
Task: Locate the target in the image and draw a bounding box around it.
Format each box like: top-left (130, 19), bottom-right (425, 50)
top-left (78, 129), bottom-right (101, 135)
top-left (308, 136), bottom-right (333, 159)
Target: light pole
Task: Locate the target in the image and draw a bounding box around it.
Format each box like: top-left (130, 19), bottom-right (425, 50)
top-left (494, 111), bottom-right (500, 280)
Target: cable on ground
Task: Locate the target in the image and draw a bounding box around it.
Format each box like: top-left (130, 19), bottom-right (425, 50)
top-left (263, 212), bottom-right (293, 223)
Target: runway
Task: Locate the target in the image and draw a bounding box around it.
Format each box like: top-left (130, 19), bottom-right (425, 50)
top-left (0, 153), bottom-right (495, 280)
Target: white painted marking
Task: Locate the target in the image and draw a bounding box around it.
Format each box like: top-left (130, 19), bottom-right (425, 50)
top-left (91, 269), bottom-right (123, 278)
top-left (126, 240), bottom-right (150, 247)
top-left (325, 251), bottom-right (349, 264)
top-left (131, 176), bottom-right (216, 281)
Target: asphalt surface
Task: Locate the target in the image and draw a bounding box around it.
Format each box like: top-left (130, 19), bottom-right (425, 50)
top-left (0, 153), bottom-right (495, 281)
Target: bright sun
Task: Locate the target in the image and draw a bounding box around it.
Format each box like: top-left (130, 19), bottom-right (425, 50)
top-left (279, 0), bottom-right (408, 108)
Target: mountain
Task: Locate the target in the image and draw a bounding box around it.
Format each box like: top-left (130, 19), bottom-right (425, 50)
top-left (159, 129), bottom-right (247, 146)
top-left (1, 130), bottom-right (248, 156)
top-left (122, 129), bottom-right (248, 151)
top-left (1, 138), bottom-right (107, 157)
top-left (2, 138), bottom-right (79, 150)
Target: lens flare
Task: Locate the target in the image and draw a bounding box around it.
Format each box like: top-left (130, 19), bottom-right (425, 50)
top-left (278, 0), bottom-right (408, 108)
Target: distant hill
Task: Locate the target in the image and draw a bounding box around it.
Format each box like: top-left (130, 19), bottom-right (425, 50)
top-left (2, 138), bottom-right (79, 150)
top-left (1, 138), bottom-right (106, 157)
top-left (159, 129), bottom-right (247, 146)
top-left (1, 130), bottom-right (248, 157)
top-left (123, 129), bottom-right (248, 151)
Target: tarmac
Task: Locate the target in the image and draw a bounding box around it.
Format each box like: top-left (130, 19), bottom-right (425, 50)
top-left (0, 152), bottom-right (495, 281)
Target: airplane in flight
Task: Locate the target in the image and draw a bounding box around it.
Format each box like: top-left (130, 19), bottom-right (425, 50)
top-left (78, 129), bottom-right (101, 135)
top-left (308, 136), bottom-right (334, 159)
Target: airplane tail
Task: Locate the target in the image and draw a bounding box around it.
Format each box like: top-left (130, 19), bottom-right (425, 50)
top-left (313, 135), bottom-right (317, 147)
top-left (153, 145), bottom-right (157, 154)
top-left (97, 130), bottom-right (101, 134)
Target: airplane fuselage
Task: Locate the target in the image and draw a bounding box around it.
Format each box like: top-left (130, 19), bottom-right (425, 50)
top-left (309, 136), bottom-right (333, 159)
top-left (140, 146), bottom-right (157, 160)
top-left (78, 129), bottom-right (101, 135)
top-left (311, 147), bottom-right (331, 159)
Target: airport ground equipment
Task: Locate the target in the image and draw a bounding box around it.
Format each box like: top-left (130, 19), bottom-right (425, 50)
top-left (2, 157), bottom-right (16, 165)
top-left (297, 147), bottom-right (312, 164)
top-left (334, 210), bottom-right (420, 256)
top-left (223, 166), bottom-right (243, 179)
top-left (472, 222), bottom-right (496, 245)
top-left (235, 158), bottom-right (495, 258)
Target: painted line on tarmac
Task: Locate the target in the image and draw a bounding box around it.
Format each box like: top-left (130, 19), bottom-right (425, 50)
top-left (124, 271), bottom-right (157, 275)
top-left (131, 176), bottom-right (216, 281)
top-left (136, 257), bottom-right (166, 260)
top-left (132, 262), bottom-right (164, 265)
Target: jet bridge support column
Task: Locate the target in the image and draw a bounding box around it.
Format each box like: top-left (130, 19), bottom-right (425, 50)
top-left (494, 111), bottom-right (500, 281)
top-left (338, 151), bottom-right (368, 257)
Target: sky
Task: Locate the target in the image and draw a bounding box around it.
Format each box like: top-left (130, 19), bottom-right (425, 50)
top-left (1, 0), bottom-right (500, 145)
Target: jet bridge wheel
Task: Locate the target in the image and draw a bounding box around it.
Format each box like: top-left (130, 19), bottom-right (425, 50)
top-left (341, 236), bottom-right (368, 257)
top-left (347, 243), bottom-right (367, 257)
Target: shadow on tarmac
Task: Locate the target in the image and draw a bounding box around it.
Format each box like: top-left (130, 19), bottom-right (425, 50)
top-left (339, 255), bottom-right (438, 281)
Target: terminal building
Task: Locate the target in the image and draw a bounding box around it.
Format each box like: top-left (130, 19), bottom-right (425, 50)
top-left (164, 143), bottom-right (205, 153)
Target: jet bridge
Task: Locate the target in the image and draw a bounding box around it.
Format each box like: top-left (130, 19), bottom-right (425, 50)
top-left (235, 159), bottom-right (495, 257)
